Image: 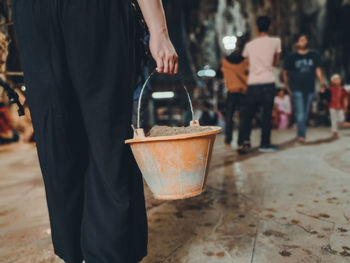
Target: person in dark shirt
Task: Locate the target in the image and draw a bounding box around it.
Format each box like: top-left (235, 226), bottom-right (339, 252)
top-left (283, 34), bottom-right (325, 143)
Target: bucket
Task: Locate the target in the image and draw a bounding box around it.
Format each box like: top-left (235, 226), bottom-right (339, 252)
top-left (125, 71), bottom-right (221, 200)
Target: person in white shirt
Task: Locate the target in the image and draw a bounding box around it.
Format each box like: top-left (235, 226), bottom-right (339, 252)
top-left (237, 16), bottom-right (281, 154)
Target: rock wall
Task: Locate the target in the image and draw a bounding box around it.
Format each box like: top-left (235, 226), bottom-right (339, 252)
top-left (0, 0), bottom-right (20, 75)
top-left (0, 0), bottom-right (10, 77)
top-left (1, 0), bottom-right (349, 83)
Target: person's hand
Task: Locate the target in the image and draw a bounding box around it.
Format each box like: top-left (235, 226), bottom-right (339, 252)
top-left (149, 32), bottom-right (178, 75)
top-left (285, 85), bottom-right (292, 95)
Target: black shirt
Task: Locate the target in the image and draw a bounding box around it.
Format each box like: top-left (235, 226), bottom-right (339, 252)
top-left (284, 50), bottom-right (321, 93)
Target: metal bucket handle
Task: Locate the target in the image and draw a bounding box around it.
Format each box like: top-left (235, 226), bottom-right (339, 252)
top-left (136, 69), bottom-right (197, 130)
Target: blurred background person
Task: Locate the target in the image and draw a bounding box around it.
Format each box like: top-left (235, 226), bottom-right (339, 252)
top-left (283, 34), bottom-right (325, 143)
top-left (237, 16), bottom-right (281, 154)
top-left (317, 85), bottom-right (331, 127)
top-left (320, 74), bottom-right (348, 138)
top-left (220, 38), bottom-right (248, 147)
top-left (0, 96), bottom-right (19, 144)
top-left (9, 89), bottom-right (34, 143)
top-left (346, 91), bottom-right (350, 124)
top-left (199, 101), bottom-right (218, 126)
top-left (274, 88), bottom-right (292, 129)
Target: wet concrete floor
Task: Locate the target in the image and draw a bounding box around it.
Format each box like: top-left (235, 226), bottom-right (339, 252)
top-left (1, 128), bottom-right (350, 262)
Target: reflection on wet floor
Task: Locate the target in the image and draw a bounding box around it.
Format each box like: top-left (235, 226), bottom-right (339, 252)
top-left (1, 128), bottom-right (350, 262)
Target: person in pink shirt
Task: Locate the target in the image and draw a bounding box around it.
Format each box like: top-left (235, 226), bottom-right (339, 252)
top-left (274, 89), bottom-right (292, 129)
top-left (237, 16), bottom-right (281, 154)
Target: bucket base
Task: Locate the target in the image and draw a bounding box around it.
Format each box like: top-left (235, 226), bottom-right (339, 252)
top-left (153, 189), bottom-right (205, 200)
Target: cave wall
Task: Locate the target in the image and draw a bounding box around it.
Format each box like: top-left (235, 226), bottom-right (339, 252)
top-left (0, 0), bottom-right (10, 76)
top-left (175, 0), bottom-right (350, 83)
top-left (0, 0), bottom-right (20, 75)
top-left (1, 0), bottom-right (349, 83)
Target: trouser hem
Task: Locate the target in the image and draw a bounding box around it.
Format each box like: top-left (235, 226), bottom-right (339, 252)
top-left (55, 251), bottom-right (83, 263)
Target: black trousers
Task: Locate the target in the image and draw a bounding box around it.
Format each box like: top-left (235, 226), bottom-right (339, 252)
top-left (13, 0), bottom-right (147, 262)
top-left (238, 83), bottom-right (275, 147)
top-left (224, 92), bottom-right (244, 144)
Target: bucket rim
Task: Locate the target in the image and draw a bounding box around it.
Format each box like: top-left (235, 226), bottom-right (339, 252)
top-left (125, 126), bottom-right (222, 144)
top-left (153, 189), bottom-right (205, 200)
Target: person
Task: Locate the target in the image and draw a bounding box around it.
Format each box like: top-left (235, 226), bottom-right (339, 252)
top-left (220, 40), bottom-right (248, 146)
top-left (9, 89), bottom-right (35, 143)
top-left (346, 91), bottom-right (350, 123)
top-left (317, 86), bottom-right (331, 127)
top-left (0, 98), bottom-right (19, 144)
top-left (13, 0), bottom-right (178, 262)
top-left (199, 101), bottom-right (218, 126)
top-left (283, 34), bottom-right (325, 143)
top-left (237, 16), bottom-right (281, 153)
top-left (320, 74), bottom-right (348, 138)
top-left (274, 89), bottom-right (292, 129)
top-left (0, 79), bottom-right (21, 144)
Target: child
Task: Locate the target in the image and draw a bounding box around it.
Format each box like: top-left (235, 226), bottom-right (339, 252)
top-left (321, 74), bottom-right (348, 138)
top-left (274, 89), bottom-right (292, 129)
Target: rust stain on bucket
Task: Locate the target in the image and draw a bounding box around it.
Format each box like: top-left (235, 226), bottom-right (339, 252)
top-left (125, 127), bottom-right (221, 200)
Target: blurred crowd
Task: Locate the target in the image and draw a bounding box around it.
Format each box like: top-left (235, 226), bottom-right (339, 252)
top-left (207, 16), bottom-right (349, 153)
top-left (0, 16), bottom-right (349, 148)
top-left (0, 31), bottom-right (33, 145)
top-left (0, 86), bottom-right (33, 145)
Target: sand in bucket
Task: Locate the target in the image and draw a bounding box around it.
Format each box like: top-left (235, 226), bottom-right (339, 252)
top-left (148, 125), bottom-right (217, 137)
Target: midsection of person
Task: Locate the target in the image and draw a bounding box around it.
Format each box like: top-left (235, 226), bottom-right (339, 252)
top-left (244, 36), bottom-right (281, 85)
top-left (221, 57), bottom-right (247, 93)
top-left (329, 86), bottom-right (347, 110)
top-left (275, 95), bottom-right (291, 113)
top-left (286, 50), bottom-right (319, 93)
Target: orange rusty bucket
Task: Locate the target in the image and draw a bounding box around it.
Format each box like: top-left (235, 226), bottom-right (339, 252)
top-left (125, 71), bottom-right (221, 200)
